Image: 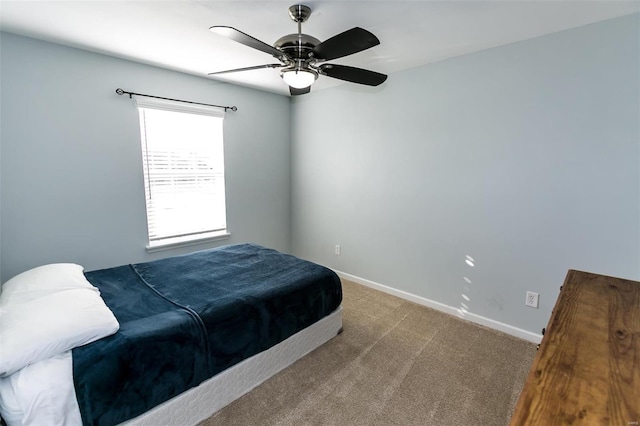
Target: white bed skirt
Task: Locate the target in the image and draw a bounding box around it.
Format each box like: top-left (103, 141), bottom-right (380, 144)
top-left (121, 306), bottom-right (343, 426)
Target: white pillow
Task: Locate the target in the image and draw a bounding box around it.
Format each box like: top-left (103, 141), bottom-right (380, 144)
top-left (0, 286), bottom-right (119, 378)
top-left (0, 351), bottom-right (82, 426)
top-left (0, 264), bottom-right (97, 307)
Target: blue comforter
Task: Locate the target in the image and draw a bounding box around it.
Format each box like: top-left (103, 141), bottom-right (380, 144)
top-left (72, 244), bottom-right (342, 425)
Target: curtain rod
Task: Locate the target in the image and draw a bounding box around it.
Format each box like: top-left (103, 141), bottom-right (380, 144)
top-left (115, 88), bottom-right (237, 112)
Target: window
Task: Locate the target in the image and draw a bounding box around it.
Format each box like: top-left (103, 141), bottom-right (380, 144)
top-left (136, 97), bottom-right (228, 251)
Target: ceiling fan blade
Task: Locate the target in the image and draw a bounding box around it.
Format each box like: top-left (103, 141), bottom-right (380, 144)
top-left (319, 64), bottom-right (387, 86)
top-left (290, 86), bottom-right (311, 96)
top-left (209, 64), bottom-right (281, 75)
top-left (312, 27), bottom-right (380, 61)
top-left (210, 26), bottom-right (285, 59)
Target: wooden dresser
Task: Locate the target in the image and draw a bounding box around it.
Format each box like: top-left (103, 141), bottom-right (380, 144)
top-left (510, 269), bottom-right (639, 425)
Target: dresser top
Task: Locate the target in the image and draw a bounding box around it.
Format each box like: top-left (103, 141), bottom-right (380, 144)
top-left (510, 269), bottom-right (640, 425)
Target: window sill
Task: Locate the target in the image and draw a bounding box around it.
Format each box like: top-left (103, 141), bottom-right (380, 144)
top-left (146, 231), bottom-right (231, 254)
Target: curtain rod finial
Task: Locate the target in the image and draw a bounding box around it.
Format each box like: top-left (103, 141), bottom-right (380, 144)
top-left (115, 88), bottom-right (124, 95)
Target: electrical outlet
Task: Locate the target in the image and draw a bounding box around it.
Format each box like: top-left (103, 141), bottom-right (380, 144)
top-left (526, 291), bottom-right (539, 308)
top-left (335, 244), bottom-right (341, 255)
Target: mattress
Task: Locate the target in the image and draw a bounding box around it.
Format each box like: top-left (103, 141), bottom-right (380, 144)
top-left (122, 307), bottom-right (343, 425)
top-left (74, 243), bottom-right (342, 425)
top-left (0, 308), bottom-right (342, 426)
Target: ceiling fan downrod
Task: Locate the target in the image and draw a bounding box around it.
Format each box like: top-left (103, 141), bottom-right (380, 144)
top-left (289, 4), bottom-right (311, 63)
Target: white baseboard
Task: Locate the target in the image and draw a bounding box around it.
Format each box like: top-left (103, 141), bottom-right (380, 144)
top-left (335, 270), bottom-right (542, 344)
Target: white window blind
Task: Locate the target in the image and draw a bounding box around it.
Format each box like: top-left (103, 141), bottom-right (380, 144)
top-left (136, 98), bottom-right (227, 248)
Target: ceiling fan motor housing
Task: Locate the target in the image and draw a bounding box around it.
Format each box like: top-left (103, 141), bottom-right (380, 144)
top-left (274, 33), bottom-right (320, 60)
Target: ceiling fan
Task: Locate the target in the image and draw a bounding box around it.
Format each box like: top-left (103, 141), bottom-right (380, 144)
top-left (208, 4), bottom-right (387, 96)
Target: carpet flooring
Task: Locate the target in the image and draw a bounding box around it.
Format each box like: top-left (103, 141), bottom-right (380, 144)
top-left (200, 279), bottom-right (536, 426)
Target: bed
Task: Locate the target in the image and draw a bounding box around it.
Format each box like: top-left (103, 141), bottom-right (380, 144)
top-left (0, 243), bottom-right (343, 426)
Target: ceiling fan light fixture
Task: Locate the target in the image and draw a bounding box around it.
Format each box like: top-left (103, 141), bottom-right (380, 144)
top-left (281, 68), bottom-right (317, 89)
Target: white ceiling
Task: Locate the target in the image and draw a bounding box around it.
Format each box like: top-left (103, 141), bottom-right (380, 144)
top-left (1, 1), bottom-right (638, 96)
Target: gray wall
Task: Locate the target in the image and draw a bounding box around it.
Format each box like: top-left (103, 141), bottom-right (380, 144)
top-left (1, 14), bottom-right (638, 337)
top-left (0, 33), bottom-right (292, 281)
top-left (291, 14), bottom-right (640, 334)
